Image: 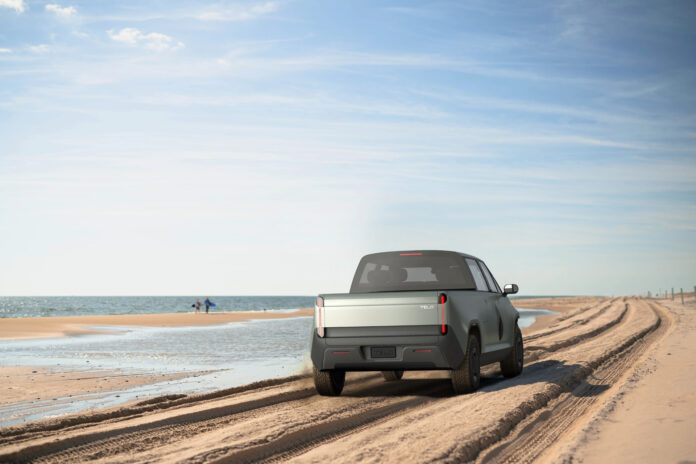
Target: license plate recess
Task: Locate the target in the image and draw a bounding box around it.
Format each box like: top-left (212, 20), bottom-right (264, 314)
top-left (371, 346), bottom-right (396, 358)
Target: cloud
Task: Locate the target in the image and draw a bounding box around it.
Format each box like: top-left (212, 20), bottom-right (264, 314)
top-left (45, 4), bottom-right (77, 18)
top-left (28, 44), bottom-right (49, 53)
top-left (108, 28), bottom-right (140, 45)
top-left (0, 0), bottom-right (24, 13)
top-left (108, 28), bottom-right (184, 52)
top-left (0, 48), bottom-right (12, 53)
top-left (198, 1), bottom-right (278, 21)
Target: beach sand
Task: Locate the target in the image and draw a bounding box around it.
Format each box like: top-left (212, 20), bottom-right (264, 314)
top-left (0, 366), bottom-right (189, 406)
top-left (1, 297), bottom-right (693, 463)
top-left (543, 297), bottom-right (696, 463)
top-left (0, 308), bottom-right (313, 340)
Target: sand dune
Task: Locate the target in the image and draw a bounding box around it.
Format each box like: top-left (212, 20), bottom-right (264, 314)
top-left (0, 297), bottom-right (693, 463)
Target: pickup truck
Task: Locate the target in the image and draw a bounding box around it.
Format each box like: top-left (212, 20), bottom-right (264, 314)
top-left (311, 250), bottom-right (523, 395)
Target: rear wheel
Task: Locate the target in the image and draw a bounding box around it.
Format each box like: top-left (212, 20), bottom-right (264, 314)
top-left (500, 324), bottom-right (524, 378)
top-left (313, 367), bottom-right (345, 396)
top-left (381, 370), bottom-right (404, 381)
top-left (451, 332), bottom-right (480, 394)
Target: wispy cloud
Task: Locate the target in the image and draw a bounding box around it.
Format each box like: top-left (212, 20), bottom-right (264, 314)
top-left (108, 28), bottom-right (184, 52)
top-left (198, 1), bottom-right (279, 21)
top-left (0, 48), bottom-right (12, 53)
top-left (45, 3), bottom-right (77, 18)
top-left (27, 44), bottom-right (49, 53)
top-left (0, 0), bottom-right (24, 14)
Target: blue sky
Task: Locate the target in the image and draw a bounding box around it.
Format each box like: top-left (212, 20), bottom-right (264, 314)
top-left (0, 0), bottom-right (695, 296)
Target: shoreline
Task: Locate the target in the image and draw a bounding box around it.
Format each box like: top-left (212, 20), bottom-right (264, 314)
top-left (0, 308), bottom-right (313, 340)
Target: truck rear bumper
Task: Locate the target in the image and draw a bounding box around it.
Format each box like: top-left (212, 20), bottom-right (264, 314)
top-left (310, 327), bottom-right (466, 371)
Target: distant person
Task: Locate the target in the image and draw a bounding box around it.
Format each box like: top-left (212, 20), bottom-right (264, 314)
top-left (205, 297), bottom-right (212, 314)
top-left (192, 298), bottom-right (201, 314)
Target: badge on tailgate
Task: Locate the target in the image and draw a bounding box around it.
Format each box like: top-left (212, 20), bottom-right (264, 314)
top-left (371, 346), bottom-right (396, 358)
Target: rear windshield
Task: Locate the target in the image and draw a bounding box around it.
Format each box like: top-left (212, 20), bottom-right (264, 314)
top-left (350, 251), bottom-right (476, 293)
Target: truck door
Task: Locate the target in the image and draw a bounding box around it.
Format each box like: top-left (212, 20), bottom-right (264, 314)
top-left (478, 260), bottom-right (515, 348)
top-left (464, 258), bottom-right (500, 350)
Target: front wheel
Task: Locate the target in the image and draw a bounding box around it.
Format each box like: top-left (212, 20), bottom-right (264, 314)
top-left (500, 324), bottom-right (524, 378)
top-left (313, 367), bottom-right (345, 396)
top-left (451, 332), bottom-right (480, 394)
top-left (381, 370), bottom-right (404, 381)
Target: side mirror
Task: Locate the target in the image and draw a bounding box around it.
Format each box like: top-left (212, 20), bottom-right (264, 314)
top-left (503, 284), bottom-right (519, 295)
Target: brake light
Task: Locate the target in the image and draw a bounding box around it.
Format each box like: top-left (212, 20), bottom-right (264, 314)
top-left (316, 296), bottom-right (324, 307)
top-left (439, 293), bottom-right (447, 334)
top-left (400, 252), bottom-right (422, 256)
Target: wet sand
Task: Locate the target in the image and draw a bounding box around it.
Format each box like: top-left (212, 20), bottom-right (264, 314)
top-left (0, 308), bottom-right (313, 340)
top-left (1, 366), bottom-right (189, 407)
top-left (1, 297), bottom-right (692, 463)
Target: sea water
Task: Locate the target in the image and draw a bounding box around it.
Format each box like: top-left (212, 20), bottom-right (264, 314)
top-left (0, 316), bottom-right (314, 426)
top-left (0, 295), bottom-right (316, 318)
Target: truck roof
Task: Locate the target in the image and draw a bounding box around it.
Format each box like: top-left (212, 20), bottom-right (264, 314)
top-left (363, 250), bottom-right (482, 262)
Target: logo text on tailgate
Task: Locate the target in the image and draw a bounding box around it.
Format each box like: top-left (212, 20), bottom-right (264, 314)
top-left (420, 304), bottom-right (435, 309)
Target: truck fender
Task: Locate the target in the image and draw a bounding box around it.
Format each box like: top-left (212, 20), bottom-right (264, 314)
top-left (466, 322), bottom-right (481, 351)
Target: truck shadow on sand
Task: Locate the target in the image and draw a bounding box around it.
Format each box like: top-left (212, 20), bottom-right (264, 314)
top-left (341, 359), bottom-right (609, 399)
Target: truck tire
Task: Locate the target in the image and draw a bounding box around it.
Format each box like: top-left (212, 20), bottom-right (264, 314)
top-left (313, 366), bottom-right (345, 396)
top-left (451, 333), bottom-right (480, 394)
top-left (500, 324), bottom-right (524, 378)
top-left (381, 370), bottom-right (404, 381)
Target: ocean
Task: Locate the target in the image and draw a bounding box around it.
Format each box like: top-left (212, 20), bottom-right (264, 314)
top-left (0, 295), bottom-right (316, 318)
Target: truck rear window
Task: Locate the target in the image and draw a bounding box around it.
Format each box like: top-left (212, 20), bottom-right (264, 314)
top-left (350, 251), bottom-right (476, 293)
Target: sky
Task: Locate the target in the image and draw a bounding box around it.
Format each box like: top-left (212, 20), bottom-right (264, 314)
top-left (0, 0), bottom-right (695, 297)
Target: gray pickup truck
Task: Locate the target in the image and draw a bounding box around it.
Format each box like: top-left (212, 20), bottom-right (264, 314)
top-left (311, 250), bottom-right (523, 396)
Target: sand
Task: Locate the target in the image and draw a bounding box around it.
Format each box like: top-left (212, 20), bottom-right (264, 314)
top-left (0, 308), bottom-right (313, 340)
top-left (0, 366), bottom-right (189, 406)
top-left (0, 297), bottom-right (692, 463)
top-left (545, 298), bottom-right (696, 463)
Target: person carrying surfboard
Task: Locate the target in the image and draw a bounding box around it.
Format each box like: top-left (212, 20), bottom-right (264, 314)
top-left (204, 298), bottom-right (214, 314)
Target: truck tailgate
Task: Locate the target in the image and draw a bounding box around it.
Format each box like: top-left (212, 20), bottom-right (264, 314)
top-left (317, 291), bottom-right (442, 334)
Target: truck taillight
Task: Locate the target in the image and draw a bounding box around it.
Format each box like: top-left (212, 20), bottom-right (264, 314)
top-left (316, 296), bottom-right (324, 337)
top-left (439, 293), bottom-right (447, 334)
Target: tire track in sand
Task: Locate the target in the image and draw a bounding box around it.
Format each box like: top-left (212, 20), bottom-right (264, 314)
top-left (524, 300), bottom-right (627, 362)
top-left (523, 298), bottom-right (616, 343)
top-left (4, 375), bottom-right (441, 463)
top-left (0, 374), bottom-right (311, 446)
top-left (194, 384), bottom-right (447, 464)
top-left (474, 300), bottom-right (669, 464)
